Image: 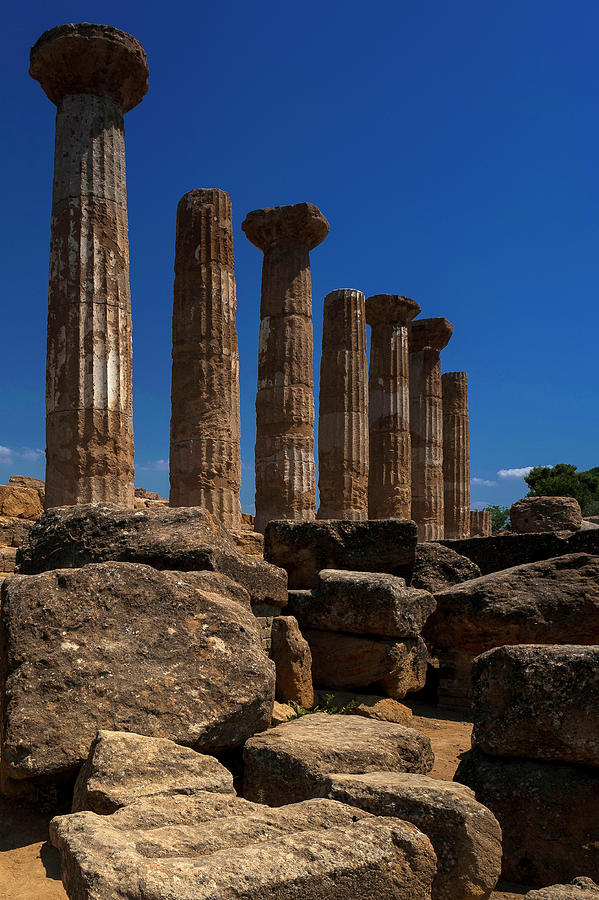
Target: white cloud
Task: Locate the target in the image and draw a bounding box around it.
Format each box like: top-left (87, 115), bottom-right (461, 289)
top-left (0, 445), bottom-right (13, 463)
top-left (497, 466), bottom-right (535, 479)
top-left (471, 500), bottom-right (491, 510)
top-left (0, 445), bottom-right (45, 466)
top-left (472, 477), bottom-right (496, 487)
top-left (21, 448), bottom-right (45, 461)
top-left (138, 459), bottom-right (169, 472)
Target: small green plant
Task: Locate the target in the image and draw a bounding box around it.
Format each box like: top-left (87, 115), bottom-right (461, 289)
top-left (288, 694), bottom-right (359, 719)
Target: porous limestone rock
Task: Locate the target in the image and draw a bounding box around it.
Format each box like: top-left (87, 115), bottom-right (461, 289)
top-left (1, 562), bottom-right (275, 795)
top-left (471, 644), bottom-right (599, 766)
top-left (323, 771), bottom-right (502, 900)
top-left (271, 701), bottom-right (296, 725)
top-left (230, 529), bottom-right (265, 558)
top-left (318, 289), bottom-right (368, 520)
top-left (264, 517), bottom-right (417, 588)
top-left (511, 496), bottom-right (583, 534)
top-left (314, 690), bottom-right (413, 724)
top-left (366, 294), bottom-right (420, 519)
top-left (270, 615), bottom-right (314, 708)
top-left (72, 730), bottom-right (234, 814)
top-left (523, 878), bottom-right (599, 898)
top-left (30, 24), bottom-right (149, 508)
top-left (424, 553), bottom-right (599, 705)
top-left (50, 793), bottom-right (437, 900)
top-left (169, 189), bottom-right (242, 530)
top-left (285, 568), bottom-right (435, 638)
top-left (439, 529), bottom-right (599, 575)
top-left (242, 203), bottom-right (329, 533)
top-left (305, 630), bottom-right (429, 699)
top-left (0, 483), bottom-right (43, 520)
top-left (456, 748), bottom-right (599, 886)
top-left (409, 317), bottom-right (453, 541)
top-left (410, 542), bottom-right (481, 593)
top-left (0, 516), bottom-right (34, 547)
top-left (243, 712), bottom-right (434, 805)
top-left (16, 503), bottom-right (287, 611)
top-left (442, 373), bottom-right (471, 539)
top-left (0, 546), bottom-right (17, 573)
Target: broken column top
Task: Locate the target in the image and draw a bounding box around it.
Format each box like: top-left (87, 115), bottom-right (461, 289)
top-left (242, 202), bottom-right (329, 251)
top-left (409, 316), bottom-right (454, 352)
top-left (29, 22), bottom-right (149, 112)
top-left (366, 294), bottom-right (421, 326)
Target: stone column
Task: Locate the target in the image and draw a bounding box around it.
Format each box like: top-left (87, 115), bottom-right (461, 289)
top-left (317, 289), bottom-right (368, 520)
top-left (470, 509), bottom-right (492, 536)
top-left (30, 24), bottom-right (148, 509)
top-left (442, 372), bottom-right (470, 538)
top-left (169, 189), bottom-right (242, 529)
top-left (409, 317), bottom-right (453, 541)
top-left (242, 203), bottom-right (329, 534)
top-left (366, 295), bottom-right (420, 520)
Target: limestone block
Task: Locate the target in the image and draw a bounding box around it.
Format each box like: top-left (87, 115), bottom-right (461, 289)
top-left (410, 542), bottom-right (480, 593)
top-left (523, 878), bottom-right (599, 898)
top-left (270, 615), bottom-right (314, 708)
top-left (0, 484), bottom-right (43, 520)
top-left (511, 496), bottom-right (583, 533)
top-left (314, 690), bottom-right (413, 725)
top-left (243, 712), bottom-right (434, 805)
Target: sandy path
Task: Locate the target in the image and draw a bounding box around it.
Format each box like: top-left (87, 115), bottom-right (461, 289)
top-left (0, 704), bottom-right (531, 898)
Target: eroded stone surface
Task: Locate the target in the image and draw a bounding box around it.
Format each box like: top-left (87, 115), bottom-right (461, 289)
top-left (314, 690), bottom-right (413, 724)
top-left (471, 644), bottom-right (599, 766)
top-left (1, 562), bottom-right (274, 794)
top-left (511, 496), bottom-right (583, 534)
top-left (409, 318), bottom-right (453, 541)
top-left (271, 615), bottom-right (314, 708)
top-left (16, 503), bottom-right (287, 610)
top-left (243, 203), bottom-right (329, 533)
top-left (410, 542), bottom-right (481, 593)
top-left (324, 771), bottom-right (502, 900)
top-left (50, 793), bottom-right (437, 900)
top-left (264, 518), bottom-right (417, 588)
top-left (523, 878), bottom-right (599, 898)
top-left (30, 24), bottom-right (148, 508)
top-left (442, 373), bottom-right (470, 539)
top-left (243, 712), bottom-right (434, 806)
top-left (72, 730), bottom-right (234, 814)
top-left (169, 189), bottom-right (242, 529)
top-left (318, 289), bottom-right (368, 520)
top-left (286, 568), bottom-right (435, 638)
top-left (0, 484), bottom-right (43, 520)
top-left (366, 295), bottom-right (421, 520)
top-left (0, 546), bottom-right (17, 573)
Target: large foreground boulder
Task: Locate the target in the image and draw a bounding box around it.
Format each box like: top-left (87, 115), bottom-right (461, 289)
top-left (471, 644), bottom-right (599, 766)
top-left (456, 748), bottom-right (599, 886)
top-left (324, 771), bottom-right (502, 900)
top-left (0, 562), bottom-right (275, 795)
top-left (72, 730), bottom-right (235, 814)
top-left (285, 568), bottom-right (435, 638)
top-left (264, 518), bottom-right (418, 588)
top-left (410, 542), bottom-right (481, 593)
top-left (523, 879), bottom-right (599, 898)
top-left (50, 793), bottom-right (437, 900)
top-left (16, 503), bottom-right (287, 612)
top-left (424, 553), bottom-right (599, 705)
top-left (511, 496), bottom-right (583, 534)
top-left (305, 629), bottom-right (429, 699)
top-left (243, 712), bottom-right (434, 805)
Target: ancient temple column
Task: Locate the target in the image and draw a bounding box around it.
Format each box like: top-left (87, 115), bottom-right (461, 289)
top-left (242, 203), bottom-right (329, 534)
top-left (317, 289), bottom-right (368, 520)
top-left (470, 509), bottom-right (492, 536)
top-left (30, 24), bottom-right (148, 509)
top-left (442, 372), bottom-right (471, 539)
top-left (366, 295), bottom-right (421, 519)
top-left (169, 189), bottom-right (242, 529)
top-left (409, 317), bottom-right (453, 541)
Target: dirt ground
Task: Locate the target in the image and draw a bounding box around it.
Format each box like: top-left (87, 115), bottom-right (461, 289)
top-left (0, 703), bottom-right (531, 899)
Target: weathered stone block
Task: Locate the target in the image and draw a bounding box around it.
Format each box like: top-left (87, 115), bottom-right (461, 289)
top-left (265, 518), bottom-right (417, 588)
top-left (271, 615), bottom-right (314, 708)
top-left (410, 542), bottom-right (480, 593)
top-left (511, 496), bottom-right (583, 534)
top-left (314, 690), bottom-right (413, 725)
top-left (243, 712), bottom-right (434, 806)
top-left (523, 878), bottom-right (599, 898)
top-left (0, 483), bottom-right (43, 520)
top-left (471, 644), bottom-right (599, 766)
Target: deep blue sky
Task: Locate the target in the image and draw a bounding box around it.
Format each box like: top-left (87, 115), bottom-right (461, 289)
top-left (2, 1), bottom-right (597, 513)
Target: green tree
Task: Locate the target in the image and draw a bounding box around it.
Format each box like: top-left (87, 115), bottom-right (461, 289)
top-left (485, 505), bottom-right (510, 532)
top-left (524, 464), bottom-right (599, 516)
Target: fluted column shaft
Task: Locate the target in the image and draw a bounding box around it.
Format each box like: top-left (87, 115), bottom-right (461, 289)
top-left (317, 289), bottom-right (368, 520)
top-left (242, 203), bottom-right (329, 534)
top-left (470, 509), bottom-right (492, 536)
top-left (409, 317), bottom-right (453, 541)
top-left (366, 295), bottom-right (420, 519)
top-left (442, 372), bottom-right (470, 538)
top-left (169, 189), bottom-right (242, 529)
top-left (30, 24), bottom-right (148, 509)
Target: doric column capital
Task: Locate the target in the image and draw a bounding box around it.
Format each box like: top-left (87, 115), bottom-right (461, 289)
top-left (409, 317), bottom-right (453, 352)
top-left (30, 23), bottom-right (148, 112)
top-left (365, 294), bottom-right (420, 327)
top-left (242, 203), bottom-right (329, 252)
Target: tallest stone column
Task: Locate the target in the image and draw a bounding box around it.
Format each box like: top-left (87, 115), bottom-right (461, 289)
top-left (29, 24), bottom-right (148, 509)
top-left (242, 203), bottom-right (329, 533)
